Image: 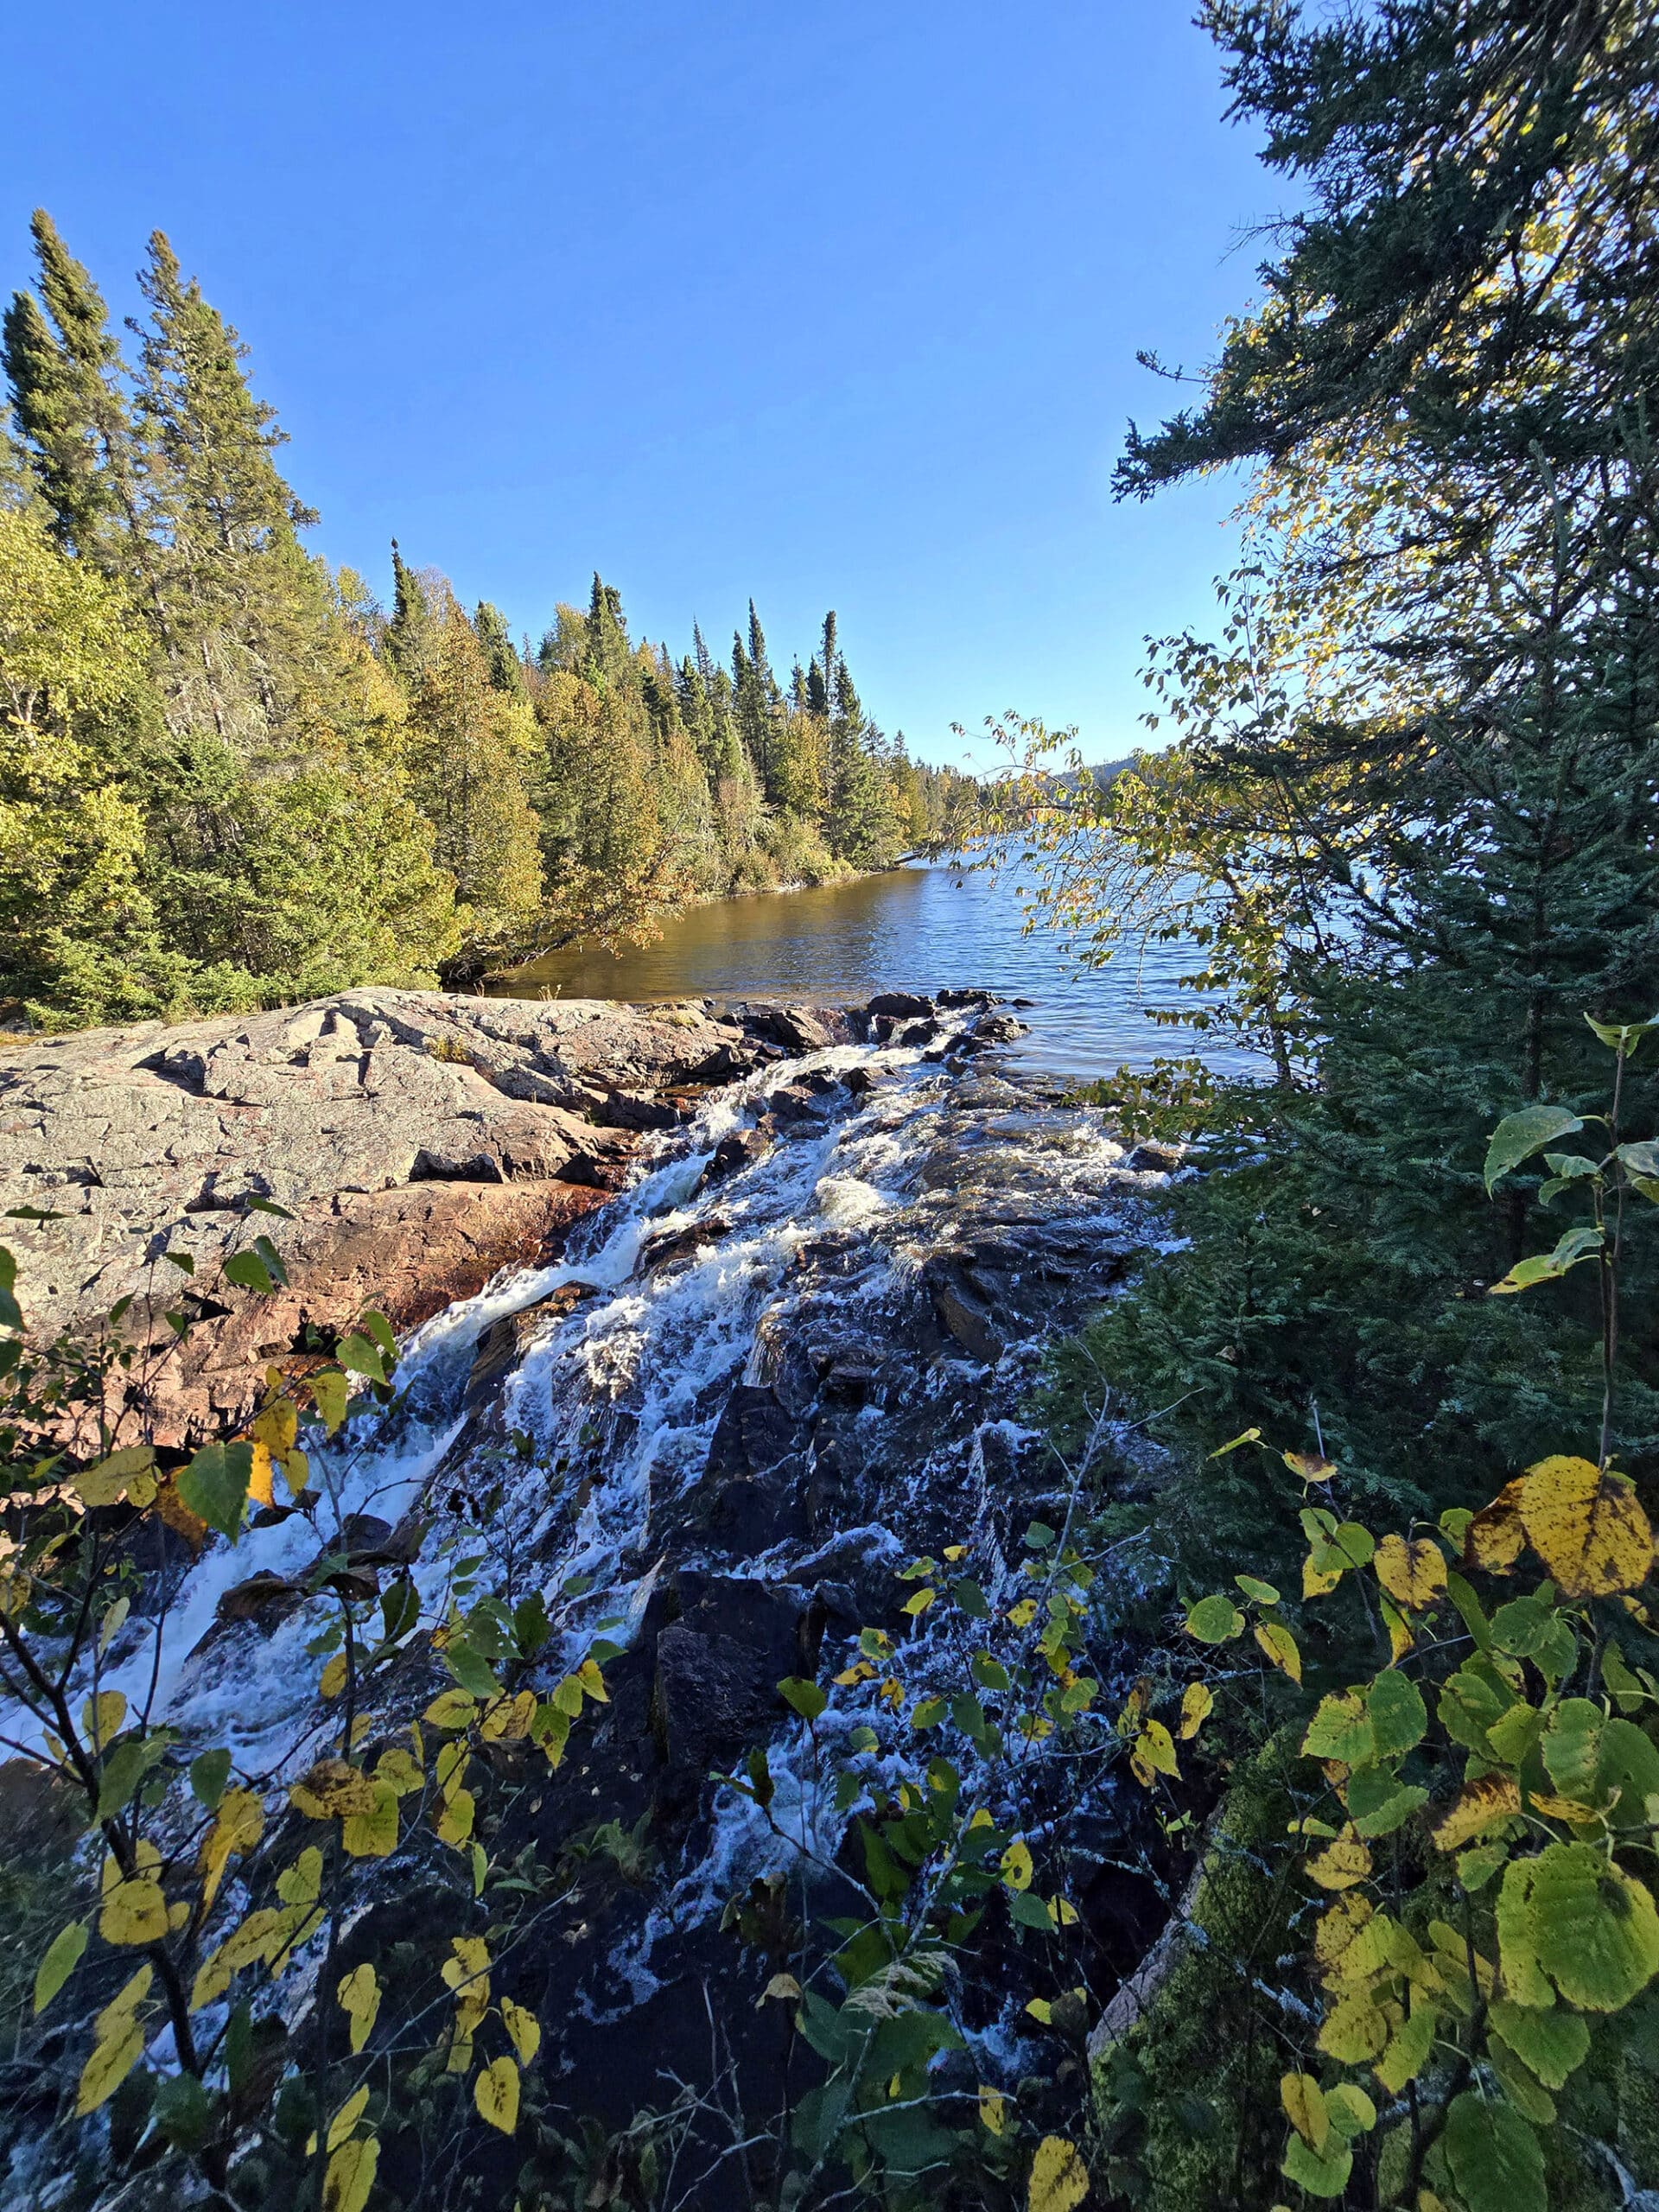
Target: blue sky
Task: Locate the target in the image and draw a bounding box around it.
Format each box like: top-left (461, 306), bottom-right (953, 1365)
top-left (3, 3), bottom-right (1273, 770)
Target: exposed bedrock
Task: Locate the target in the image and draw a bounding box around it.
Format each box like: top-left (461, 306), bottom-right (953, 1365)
top-left (0, 988), bottom-right (856, 1443)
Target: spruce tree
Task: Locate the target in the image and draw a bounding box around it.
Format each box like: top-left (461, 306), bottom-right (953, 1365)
top-left (474, 600), bottom-right (527, 697)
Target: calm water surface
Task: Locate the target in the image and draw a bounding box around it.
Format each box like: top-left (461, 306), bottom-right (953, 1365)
top-left (490, 862), bottom-right (1259, 1084)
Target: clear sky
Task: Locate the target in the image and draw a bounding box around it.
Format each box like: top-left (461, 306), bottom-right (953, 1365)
top-left (2, 2), bottom-right (1274, 771)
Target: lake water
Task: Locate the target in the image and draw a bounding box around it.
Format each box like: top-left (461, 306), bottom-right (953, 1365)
top-left (489, 860), bottom-right (1260, 1084)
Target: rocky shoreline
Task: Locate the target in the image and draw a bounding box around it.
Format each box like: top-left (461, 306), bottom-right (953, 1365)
top-left (0, 989), bottom-right (1019, 1446)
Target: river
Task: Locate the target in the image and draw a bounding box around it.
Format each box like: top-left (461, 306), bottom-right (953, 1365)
top-left (490, 859), bottom-right (1260, 1083)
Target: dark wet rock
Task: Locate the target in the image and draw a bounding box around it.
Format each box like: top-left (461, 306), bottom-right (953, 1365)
top-left (758, 1005), bottom-right (835, 1052)
top-left (635, 1216), bottom-right (731, 1274)
top-left (696, 1122), bottom-right (774, 1190)
top-left (650, 1572), bottom-right (820, 1799)
top-left (925, 1261), bottom-right (1005, 1364)
top-left (215, 1571), bottom-right (304, 1624)
top-left (1124, 1138), bottom-right (1185, 1173)
top-left (936, 987), bottom-right (999, 1009)
top-left (970, 1011), bottom-right (1029, 1044)
top-left (766, 1082), bottom-right (832, 1126)
top-left (867, 991), bottom-right (934, 1018)
top-left (841, 1065), bottom-right (884, 1097)
top-left (594, 1089), bottom-right (690, 1133)
top-left (705, 1382), bottom-right (806, 1484)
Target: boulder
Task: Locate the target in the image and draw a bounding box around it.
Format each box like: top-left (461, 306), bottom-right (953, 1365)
top-left (867, 991), bottom-right (934, 1018)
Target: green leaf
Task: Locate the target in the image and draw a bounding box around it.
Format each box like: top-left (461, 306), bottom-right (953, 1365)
top-left (443, 1642), bottom-right (501, 1700)
top-left (176, 1440), bottom-right (255, 1538)
top-left (1281, 2130), bottom-right (1352, 2198)
top-left (950, 1577), bottom-right (991, 1619)
top-left (190, 1748), bottom-right (232, 1811)
top-left (223, 1249), bottom-right (276, 1294)
top-left (359, 1310), bottom-right (397, 1361)
top-left (1008, 1890), bottom-right (1054, 1930)
top-left (34, 1922), bottom-right (87, 2014)
top-left (1367, 1670), bottom-right (1428, 1759)
top-left (779, 1676), bottom-right (828, 1722)
top-left (1442, 2090), bottom-right (1545, 2212)
top-left (1586, 1013), bottom-right (1654, 1056)
top-left (1484, 1105), bottom-right (1586, 1193)
top-left (1530, 1842), bottom-right (1659, 2010)
top-left (1302, 1691), bottom-right (1374, 1765)
top-left (1185, 1594), bottom-right (1244, 1643)
top-left (97, 1735), bottom-right (168, 1818)
top-left (335, 1332), bottom-right (386, 1384)
top-left (1235, 1573), bottom-right (1281, 1604)
top-left (1490, 2001), bottom-right (1591, 2089)
top-left (245, 1194), bottom-right (297, 1219)
top-left (151, 2070), bottom-right (213, 2152)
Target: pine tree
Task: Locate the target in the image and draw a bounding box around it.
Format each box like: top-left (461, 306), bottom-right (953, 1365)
top-left (1, 212), bottom-right (144, 567)
top-left (474, 600), bottom-right (527, 697)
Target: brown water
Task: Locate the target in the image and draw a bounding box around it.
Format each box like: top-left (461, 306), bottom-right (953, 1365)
top-left (488, 861), bottom-right (1260, 1084)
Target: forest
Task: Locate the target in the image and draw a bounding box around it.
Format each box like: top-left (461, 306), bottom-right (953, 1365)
top-left (4, 3), bottom-right (1659, 2210)
top-left (0, 214), bottom-right (978, 1029)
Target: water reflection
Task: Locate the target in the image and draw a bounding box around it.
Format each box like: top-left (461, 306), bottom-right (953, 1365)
top-left (489, 861), bottom-right (1262, 1084)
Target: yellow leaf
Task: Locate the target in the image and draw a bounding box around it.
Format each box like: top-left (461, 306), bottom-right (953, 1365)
top-left (1373, 1535), bottom-right (1447, 1611)
top-left (475, 2055), bottom-right (520, 2134)
top-left (1304, 1552), bottom-right (1344, 1599)
top-left (1284, 1451), bottom-right (1338, 1483)
top-left (77, 1443), bottom-right (158, 1510)
top-left (1520, 1455), bottom-right (1654, 1598)
top-left (1306, 1829), bottom-right (1373, 1892)
top-left (1255, 1620), bottom-right (1303, 1684)
top-left (99, 1878), bottom-right (168, 1946)
top-left (1027, 2133), bottom-right (1090, 2212)
top-left (1465, 1480), bottom-right (1528, 1573)
top-left (73, 1966), bottom-right (151, 2113)
top-left (319, 1653), bottom-right (348, 1700)
top-left (1382, 1599), bottom-right (1416, 1662)
top-left (337, 1963), bottom-right (380, 2054)
top-left (81, 1690), bottom-right (127, 1750)
top-left (322, 2137), bottom-right (378, 2212)
top-left (374, 1745), bottom-right (424, 1796)
top-left (502, 1996), bottom-right (542, 2062)
top-left (479, 1689), bottom-right (537, 1742)
top-left (200, 1786), bottom-right (264, 1909)
top-left (423, 1688), bottom-right (478, 1730)
top-left (576, 1656), bottom-right (609, 1703)
top-left (190, 1907), bottom-right (294, 2009)
top-left (979, 2083), bottom-right (1007, 2135)
top-left (1179, 1681), bottom-right (1214, 1738)
top-left (327, 2084), bottom-right (371, 2153)
top-left (1007, 1599), bottom-right (1038, 1628)
top-left (1317, 1987), bottom-right (1389, 2063)
top-left (341, 1780), bottom-right (398, 1859)
top-left (1527, 1789), bottom-right (1601, 1824)
top-left (289, 1759), bottom-right (378, 1820)
top-left (1136, 1719), bottom-right (1180, 1778)
top-left (1281, 2070), bottom-right (1329, 2151)
top-left (253, 1396), bottom-right (298, 1459)
top-left (436, 1786), bottom-right (476, 1847)
top-left (1313, 1892), bottom-right (1375, 1980)
top-left (1431, 1774), bottom-right (1522, 1853)
top-left (1001, 1839), bottom-right (1034, 1891)
top-left (247, 1440), bottom-right (276, 1509)
top-left (276, 1847), bottom-right (323, 1905)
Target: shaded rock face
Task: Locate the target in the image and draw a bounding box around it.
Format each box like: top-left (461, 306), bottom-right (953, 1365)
top-left (0, 990), bottom-right (820, 1444)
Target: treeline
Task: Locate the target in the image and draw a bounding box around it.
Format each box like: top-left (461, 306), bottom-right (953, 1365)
top-left (0, 215), bottom-right (977, 1028)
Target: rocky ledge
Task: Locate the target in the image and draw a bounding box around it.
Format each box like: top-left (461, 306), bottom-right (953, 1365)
top-left (0, 987), bottom-right (1026, 1446)
top-left (0, 990), bottom-right (855, 1443)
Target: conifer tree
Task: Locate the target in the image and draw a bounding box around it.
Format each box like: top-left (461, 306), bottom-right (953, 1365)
top-left (474, 600), bottom-right (527, 697)
top-left (1, 212), bottom-right (144, 568)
